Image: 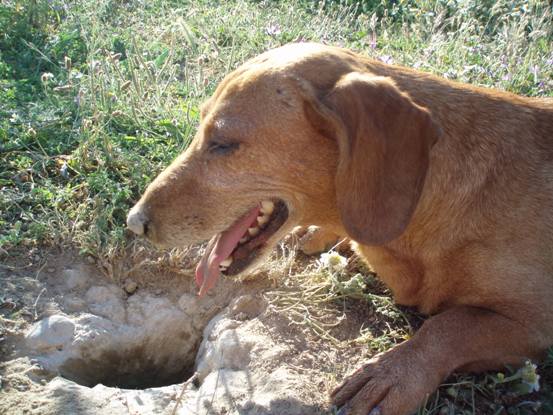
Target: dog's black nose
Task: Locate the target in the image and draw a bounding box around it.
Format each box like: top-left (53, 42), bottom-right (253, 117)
top-left (126, 207), bottom-right (149, 236)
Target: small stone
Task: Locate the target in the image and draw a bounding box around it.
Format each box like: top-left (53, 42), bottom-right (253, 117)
top-left (229, 295), bottom-right (265, 319)
top-left (63, 296), bottom-right (86, 313)
top-left (124, 279), bottom-right (138, 295)
top-left (86, 256), bottom-right (95, 264)
top-left (47, 267), bottom-right (55, 273)
top-left (234, 312), bottom-right (248, 321)
top-left (26, 315), bottom-right (75, 351)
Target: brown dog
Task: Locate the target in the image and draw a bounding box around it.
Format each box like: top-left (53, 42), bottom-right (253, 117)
top-left (127, 43), bottom-right (553, 414)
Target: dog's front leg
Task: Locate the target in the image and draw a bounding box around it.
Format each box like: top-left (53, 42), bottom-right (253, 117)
top-left (332, 305), bottom-right (545, 415)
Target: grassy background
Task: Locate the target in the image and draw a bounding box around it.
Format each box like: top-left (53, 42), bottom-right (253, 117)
top-left (1, 0), bottom-right (552, 413)
top-left (1, 0), bottom-right (552, 258)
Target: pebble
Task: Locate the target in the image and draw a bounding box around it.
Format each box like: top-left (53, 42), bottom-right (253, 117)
top-left (63, 296), bottom-right (86, 313)
top-left (229, 295), bottom-right (265, 319)
top-left (25, 315), bottom-right (75, 351)
top-left (124, 279), bottom-right (138, 295)
top-left (233, 312), bottom-right (248, 321)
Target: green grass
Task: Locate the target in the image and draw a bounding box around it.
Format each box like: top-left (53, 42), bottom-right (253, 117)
top-left (1, 0), bottom-right (551, 257)
top-left (1, 0), bottom-right (552, 413)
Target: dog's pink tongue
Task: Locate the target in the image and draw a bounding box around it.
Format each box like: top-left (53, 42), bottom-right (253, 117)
top-left (195, 205), bottom-right (260, 296)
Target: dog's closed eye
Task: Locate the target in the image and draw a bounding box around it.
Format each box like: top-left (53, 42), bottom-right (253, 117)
top-left (208, 141), bottom-right (240, 155)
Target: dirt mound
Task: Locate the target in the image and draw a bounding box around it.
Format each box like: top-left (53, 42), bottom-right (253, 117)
top-left (0, 249), bottom-right (365, 415)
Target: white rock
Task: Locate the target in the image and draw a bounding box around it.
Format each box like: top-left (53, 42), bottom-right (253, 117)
top-left (195, 369), bottom-right (250, 410)
top-left (216, 329), bottom-right (253, 369)
top-left (85, 286), bottom-right (125, 323)
top-left (40, 377), bottom-right (189, 415)
top-left (196, 320), bottom-right (270, 381)
top-left (14, 300), bottom-right (326, 415)
top-left (26, 315), bottom-right (75, 351)
top-left (71, 314), bottom-right (116, 350)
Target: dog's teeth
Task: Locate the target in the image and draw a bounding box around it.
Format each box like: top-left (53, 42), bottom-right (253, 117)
top-left (248, 227), bottom-right (260, 236)
top-left (219, 266), bottom-right (227, 272)
top-left (260, 200), bottom-right (274, 215)
top-left (239, 237), bottom-right (249, 244)
top-left (220, 257), bottom-right (233, 267)
top-left (257, 214), bottom-right (269, 226)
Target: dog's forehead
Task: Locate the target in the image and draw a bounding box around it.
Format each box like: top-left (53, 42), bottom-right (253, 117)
top-left (198, 43), bottom-right (359, 139)
top-left (252, 42), bottom-right (343, 67)
top-left (225, 67), bottom-right (289, 100)
top-left (207, 71), bottom-right (298, 122)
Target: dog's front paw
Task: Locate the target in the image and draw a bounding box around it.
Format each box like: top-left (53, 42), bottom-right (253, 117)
top-left (331, 346), bottom-right (442, 415)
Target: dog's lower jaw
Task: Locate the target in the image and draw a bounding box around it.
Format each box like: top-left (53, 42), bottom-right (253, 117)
top-left (223, 200), bottom-right (290, 275)
top-left (195, 200), bottom-right (298, 296)
top-left (225, 217), bottom-right (297, 278)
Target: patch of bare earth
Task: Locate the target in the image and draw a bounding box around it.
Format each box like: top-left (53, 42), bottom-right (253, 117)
top-left (0, 243), bottom-right (375, 415)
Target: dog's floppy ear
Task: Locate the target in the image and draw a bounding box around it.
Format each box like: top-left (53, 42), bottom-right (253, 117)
top-left (302, 72), bottom-right (440, 245)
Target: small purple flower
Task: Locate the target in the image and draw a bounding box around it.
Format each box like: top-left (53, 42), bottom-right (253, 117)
top-left (379, 55), bottom-right (393, 64)
top-left (369, 33), bottom-right (377, 50)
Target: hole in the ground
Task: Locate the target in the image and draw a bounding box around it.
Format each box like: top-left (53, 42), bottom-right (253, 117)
top-left (58, 343), bottom-right (198, 389)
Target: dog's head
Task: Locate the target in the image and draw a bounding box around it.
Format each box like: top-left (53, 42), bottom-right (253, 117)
top-left (127, 43), bottom-right (440, 294)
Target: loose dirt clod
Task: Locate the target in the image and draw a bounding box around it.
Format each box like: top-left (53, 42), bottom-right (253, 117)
top-left (123, 279), bottom-right (138, 295)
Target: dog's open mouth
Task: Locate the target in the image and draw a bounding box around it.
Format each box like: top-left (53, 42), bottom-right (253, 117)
top-left (195, 200), bottom-right (288, 295)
